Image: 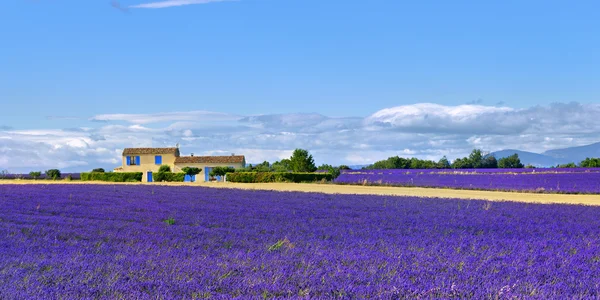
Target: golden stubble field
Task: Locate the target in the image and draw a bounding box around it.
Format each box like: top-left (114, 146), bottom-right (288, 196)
top-left (2, 180), bottom-right (600, 206)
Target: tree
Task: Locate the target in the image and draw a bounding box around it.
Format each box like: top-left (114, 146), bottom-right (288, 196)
top-left (29, 171), bottom-right (42, 180)
top-left (338, 165), bottom-right (351, 170)
top-left (556, 162), bottom-right (576, 168)
top-left (289, 149), bottom-right (317, 172)
top-left (210, 166), bottom-right (235, 181)
top-left (158, 165), bottom-right (172, 173)
top-left (272, 159), bottom-right (291, 172)
top-left (498, 154), bottom-right (524, 168)
top-left (481, 155), bottom-right (498, 168)
top-left (317, 164), bottom-right (341, 179)
top-left (451, 157), bottom-right (473, 169)
top-left (580, 157), bottom-right (600, 168)
top-left (468, 149), bottom-right (484, 168)
top-left (45, 169), bottom-right (61, 180)
top-left (0, 169), bottom-right (8, 179)
top-left (436, 156), bottom-right (451, 169)
top-left (181, 167), bottom-right (201, 182)
top-left (92, 168), bottom-right (105, 173)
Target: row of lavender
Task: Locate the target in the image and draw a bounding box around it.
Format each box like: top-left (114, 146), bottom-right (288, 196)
top-left (0, 173), bottom-right (81, 180)
top-left (335, 169), bottom-right (600, 193)
top-left (1, 184), bottom-right (599, 298)
top-left (348, 167), bottom-right (600, 174)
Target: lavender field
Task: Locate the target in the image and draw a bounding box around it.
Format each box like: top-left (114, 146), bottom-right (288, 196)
top-left (335, 169), bottom-right (600, 194)
top-left (1, 184), bottom-right (599, 298)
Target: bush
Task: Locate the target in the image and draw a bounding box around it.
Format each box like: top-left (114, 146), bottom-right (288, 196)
top-left (158, 165), bottom-right (172, 173)
top-left (81, 172), bottom-right (143, 182)
top-left (210, 166), bottom-right (235, 177)
top-left (92, 168), bottom-right (105, 173)
top-left (29, 171), bottom-right (42, 180)
top-left (226, 172), bottom-right (333, 183)
top-left (45, 169), bottom-right (61, 180)
top-left (153, 172), bottom-right (185, 182)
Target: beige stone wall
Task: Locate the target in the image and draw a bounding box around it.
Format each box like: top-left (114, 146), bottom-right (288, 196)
top-left (174, 162), bottom-right (244, 182)
top-left (117, 153), bottom-right (178, 182)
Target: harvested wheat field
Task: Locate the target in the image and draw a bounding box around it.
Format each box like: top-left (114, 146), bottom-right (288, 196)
top-left (2, 180), bottom-right (600, 206)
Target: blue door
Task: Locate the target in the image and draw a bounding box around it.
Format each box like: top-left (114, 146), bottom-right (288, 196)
top-left (205, 167), bottom-right (212, 182)
top-left (184, 175), bottom-right (196, 182)
top-left (147, 172), bottom-right (153, 182)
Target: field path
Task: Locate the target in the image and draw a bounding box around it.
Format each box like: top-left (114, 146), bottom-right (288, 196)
top-left (2, 180), bottom-right (600, 206)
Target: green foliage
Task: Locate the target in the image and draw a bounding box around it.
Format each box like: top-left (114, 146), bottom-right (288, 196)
top-left (29, 171), bottom-right (42, 180)
top-left (81, 172), bottom-right (143, 182)
top-left (181, 167), bottom-right (202, 182)
top-left (226, 172), bottom-right (333, 183)
top-left (271, 159), bottom-right (291, 172)
top-left (210, 166), bottom-right (235, 177)
top-left (468, 149), bottom-right (484, 168)
top-left (480, 155), bottom-right (498, 168)
top-left (158, 165), bottom-right (172, 173)
top-left (579, 157), bottom-right (600, 168)
top-left (153, 172), bottom-right (185, 182)
top-left (556, 162), bottom-right (577, 168)
top-left (91, 168), bottom-right (105, 173)
top-left (45, 169), bottom-right (61, 180)
top-left (498, 154), bottom-right (524, 168)
top-left (338, 165), bottom-right (351, 170)
top-left (437, 156), bottom-right (451, 169)
top-left (289, 149), bottom-right (317, 172)
top-left (163, 218), bottom-right (175, 225)
top-left (451, 157), bottom-right (473, 169)
top-left (317, 164), bottom-right (341, 179)
top-left (525, 164), bottom-right (536, 169)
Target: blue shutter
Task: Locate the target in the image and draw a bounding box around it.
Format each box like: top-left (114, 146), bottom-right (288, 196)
top-left (155, 156), bottom-right (162, 165)
top-left (126, 156), bottom-right (130, 165)
top-left (135, 156), bottom-right (140, 165)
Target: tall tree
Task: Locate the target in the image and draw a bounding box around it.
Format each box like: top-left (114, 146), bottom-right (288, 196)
top-left (498, 154), bottom-right (524, 168)
top-left (289, 149), bottom-right (317, 172)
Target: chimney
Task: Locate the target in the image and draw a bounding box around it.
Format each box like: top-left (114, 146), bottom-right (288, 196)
top-left (191, 153), bottom-right (194, 157)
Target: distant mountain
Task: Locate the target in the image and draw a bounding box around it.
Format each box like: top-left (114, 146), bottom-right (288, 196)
top-left (542, 142), bottom-right (600, 163)
top-left (491, 142), bottom-right (600, 167)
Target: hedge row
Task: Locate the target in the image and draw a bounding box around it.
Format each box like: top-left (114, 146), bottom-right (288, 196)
top-left (81, 172), bottom-right (142, 182)
top-left (153, 172), bottom-right (185, 182)
top-left (226, 172), bottom-right (333, 183)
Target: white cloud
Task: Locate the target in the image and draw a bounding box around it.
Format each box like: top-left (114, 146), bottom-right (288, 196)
top-left (129, 0), bottom-right (231, 9)
top-left (3, 102), bottom-right (600, 172)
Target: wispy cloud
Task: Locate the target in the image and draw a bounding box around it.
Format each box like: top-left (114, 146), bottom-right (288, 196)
top-left (129, 0), bottom-right (231, 9)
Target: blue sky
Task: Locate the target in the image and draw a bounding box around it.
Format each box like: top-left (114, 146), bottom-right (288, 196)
top-left (1, 0), bottom-right (600, 172)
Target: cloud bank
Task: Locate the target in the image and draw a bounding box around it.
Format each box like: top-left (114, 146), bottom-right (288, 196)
top-left (2, 102), bottom-right (600, 172)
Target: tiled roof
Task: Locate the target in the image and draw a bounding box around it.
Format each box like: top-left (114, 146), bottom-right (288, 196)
top-left (175, 155), bottom-right (245, 164)
top-left (123, 148), bottom-right (180, 155)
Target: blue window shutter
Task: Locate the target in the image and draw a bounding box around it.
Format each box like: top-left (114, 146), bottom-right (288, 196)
top-left (136, 156), bottom-right (140, 165)
top-left (155, 156), bottom-right (162, 165)
top-left (126, 156), bottom-right (130, 165)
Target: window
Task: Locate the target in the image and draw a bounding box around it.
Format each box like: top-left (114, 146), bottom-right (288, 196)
top-left (155, 155), bottom-right (162, 165)
top-left (127, 156), bottom-right (140, 165)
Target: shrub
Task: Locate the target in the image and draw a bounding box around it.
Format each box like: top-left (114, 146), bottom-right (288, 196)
top-left (153, 172), bottom-right (185, 182)
top-left (210, 167), bottom-right (235, 177)
top-left (81, 172), bottom-right (143, 182)
top-left (158, 165), bottom-right (172, 173)
top-left (226, 172), bottom-right (333, 183)
top-left (92, 168), bottom-right (105, 173)
top-left (29, 171), bottom-right (42, 180)
top-left (45, 169), bottom-right (61, 180)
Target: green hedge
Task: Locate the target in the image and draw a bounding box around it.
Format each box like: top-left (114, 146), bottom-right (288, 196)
top-left (226, 172), bottom-right (333, 183)
top-left (153, 172), bottom-right (185, 182)
top-left (80, 172), bottom-right (142, 182)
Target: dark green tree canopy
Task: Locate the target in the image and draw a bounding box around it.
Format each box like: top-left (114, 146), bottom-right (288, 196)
top-left (289, 149), bottom-right (317, 172)
top-left (498, 154), bottom-right (524, 168)
top-left (29, 171), bottom-right (42, 179)
top-left (579, 157), bottom-right (600, 168)
top-left (45, 169), bottom-right (61, 180)
top-left (92, 168), bottom-right (105, 173)
top-left (158, 165), bottom-right (172, 173)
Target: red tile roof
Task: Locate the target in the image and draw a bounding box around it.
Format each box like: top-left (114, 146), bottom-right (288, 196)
top-left (123, 148), bottom-right (180, 155)
top-left (175, 155), bottom-right (245, 164)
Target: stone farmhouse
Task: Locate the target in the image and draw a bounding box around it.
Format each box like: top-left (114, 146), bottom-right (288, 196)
top-left (114, 147), bottom-right (246, 182)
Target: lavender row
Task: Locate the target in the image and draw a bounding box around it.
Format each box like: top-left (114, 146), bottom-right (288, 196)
top-left (0, 173), bottom-right (81, 180)
top-left (336, 171), bottom-right (600, 193)
top-left (0, 184), bottom-right (599, 298)
top-left (345, 167), bottom-right (600, 174)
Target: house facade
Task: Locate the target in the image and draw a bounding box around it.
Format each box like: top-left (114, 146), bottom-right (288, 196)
top-left (114, 147), bottom-right (245, 182)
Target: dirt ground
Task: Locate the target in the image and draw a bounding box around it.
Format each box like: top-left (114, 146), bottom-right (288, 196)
top-left (2, 180), bottom-right (600, 206)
